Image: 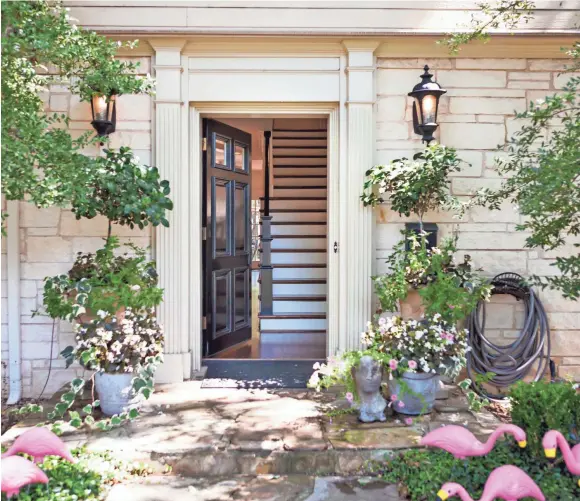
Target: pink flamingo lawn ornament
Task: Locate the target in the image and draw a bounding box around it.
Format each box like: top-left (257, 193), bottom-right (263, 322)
top-left (421, 424), bottom-right (527, 459)
top-left (543, 430), bottom-right (580, 486)
top-left (2, 427), bottom-right (74, 464)
top-left (1, 455), bottom-right (49, 498)
top-left (437, 464), bottom-right (545, 501)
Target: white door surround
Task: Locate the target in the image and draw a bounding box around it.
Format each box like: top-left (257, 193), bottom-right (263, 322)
top-left (152, 39), bottom-right (378, 383)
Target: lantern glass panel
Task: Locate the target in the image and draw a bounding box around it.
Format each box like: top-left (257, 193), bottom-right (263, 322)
top-left (107, 95), bottom-right (116, 122)
top-left (92, 95), bottom-right (108, 122)
top-left (414, 97), bottom-right (423, 124)
top-left (422, 95), bottom-right (437, 125)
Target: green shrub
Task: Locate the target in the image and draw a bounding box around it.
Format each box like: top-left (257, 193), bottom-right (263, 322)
top-left (509, 380), bottom-right (580, 457)
top-left (1, 447), bottom-right (152, 501)
top-left (374, 442), bottom-right (579, 501)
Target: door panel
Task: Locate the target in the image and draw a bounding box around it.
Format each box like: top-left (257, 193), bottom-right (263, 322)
top-left (204, 119), bottom-right (252, 356)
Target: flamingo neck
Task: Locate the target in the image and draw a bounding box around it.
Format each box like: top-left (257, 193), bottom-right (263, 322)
top-left (455, 485), bottom-right (476, 501)
top-left (556, 433), bottom-right (580, 475)
top-left (481, 428), bottom-right (506, 453)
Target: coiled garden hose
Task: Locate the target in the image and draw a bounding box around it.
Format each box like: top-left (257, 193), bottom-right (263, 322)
top-left (465, 273), bottom-right (551, 400)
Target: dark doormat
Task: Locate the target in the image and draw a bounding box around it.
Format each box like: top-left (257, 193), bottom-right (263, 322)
top-left (201, 360), bottom-right (322, 389)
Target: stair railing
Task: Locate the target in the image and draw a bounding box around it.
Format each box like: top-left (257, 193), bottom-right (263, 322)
top-left (260, 130), bottom-right (273, 315)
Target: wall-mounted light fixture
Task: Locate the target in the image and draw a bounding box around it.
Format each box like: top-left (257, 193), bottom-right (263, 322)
top-left (408, 65), bottom-right (446, 144)
top-left (90, 93), bottom-right (117, 138)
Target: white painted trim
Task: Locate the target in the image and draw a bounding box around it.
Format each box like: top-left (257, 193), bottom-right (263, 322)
top-left (188, 102), bottom-right (341, 368)
top-left (6, 201), bottom-right (21, 404)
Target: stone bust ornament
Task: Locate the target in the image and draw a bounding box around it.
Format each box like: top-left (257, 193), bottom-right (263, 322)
top-left (351, 355), bottom-right (387, 422)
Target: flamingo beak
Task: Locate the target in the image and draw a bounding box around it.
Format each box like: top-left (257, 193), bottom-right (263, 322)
top-left (437, 490), bottom-right (449, 501)
top-left (544, 448), bottom-right (556, 459)
top-left (518, 440), bottom-right (527, 448)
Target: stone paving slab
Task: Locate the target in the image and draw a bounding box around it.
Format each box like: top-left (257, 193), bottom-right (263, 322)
top-left (105, 475), bottom-right (402, 501)
top-left (1, 380), bottom-right (501, 478)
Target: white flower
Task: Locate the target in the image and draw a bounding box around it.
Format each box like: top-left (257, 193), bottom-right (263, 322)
top-left (130, 285), bottom-right (141, 291)
top-left (97, 310), bottom-right (108, 319)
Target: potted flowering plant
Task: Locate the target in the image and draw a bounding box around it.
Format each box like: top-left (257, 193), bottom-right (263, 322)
top-left (363, 314), bottom-right (468, 415)
top-left (61, 309), bottom-right (163, 416)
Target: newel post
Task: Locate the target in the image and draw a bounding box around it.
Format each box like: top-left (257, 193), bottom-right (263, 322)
top-left (260, 131), bottom-right (274, 315)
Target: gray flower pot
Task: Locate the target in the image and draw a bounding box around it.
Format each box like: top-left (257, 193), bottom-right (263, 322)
top-left (389, 372), bottom-right (439, 415)
top-left (94, 372), bottom-right (141, 416)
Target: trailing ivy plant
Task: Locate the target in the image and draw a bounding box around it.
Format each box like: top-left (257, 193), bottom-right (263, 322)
top-left (1, 0), bottom-right (154, 211)
top-left (361, 143), bottom-right (465, 230)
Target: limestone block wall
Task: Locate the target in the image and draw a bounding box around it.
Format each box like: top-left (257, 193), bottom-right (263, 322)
top-left (375, 57), bottom-right (580, 381)
top-left (1, 57), bottom-right (153, 398)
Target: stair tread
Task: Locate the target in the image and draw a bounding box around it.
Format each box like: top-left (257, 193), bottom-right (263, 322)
top-left (273, 155), bottom-right (327, 159)
top-left (264, 221), bottom-right (326, 226)
top-left (274, 175), bottom-right (327, 179)
top-left (260, 197), bottom-right (327, 200)
top-left (273, 264), bottom-right (326, 268)
top-left (273, 146), bottom-right (327, 149)
top-left (269, 279), bottom-right (326, 284)
top-left (273, 137), bottom-right (327, 141)
top-left (260, 329), bottom-right (326, 334)
top-left (271, 295), bottom-right (327, 301)
top-left (261, 209), bottom-right (327, 213)
top-left (274, 185), bottom-right (327, 189)
top-left (274, 129), bottom-right (327, 132)
top-left (270, 235), bottom-right (326, 238)
top-left (259, 313), bottom-right (326, 319)
top-left (270, 248), bottom-right (326, 253)
top-left (273, 165), bottom-right (327, 169)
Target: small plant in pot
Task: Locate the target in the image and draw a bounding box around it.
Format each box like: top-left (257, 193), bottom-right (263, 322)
top-left (373, 232), bottom-right (492, 324)
top-left (308, 346), bottom-right (392, 423)
top-left (61, 309), bottom-right (163, 416)
top-left (363, 314), bottom-right (468, 415)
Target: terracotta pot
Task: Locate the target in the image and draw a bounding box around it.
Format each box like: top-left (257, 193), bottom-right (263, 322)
top-left (400, 288), bottom-right (425, 320)
top-left (68, 289), bottom-right (126, 324)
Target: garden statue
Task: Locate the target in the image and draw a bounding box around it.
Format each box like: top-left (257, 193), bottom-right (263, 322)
top-left (421, 424), bottom-right (527, 459)
top-left (543, 430), bottom-right (580, 486)
top-left (1, 456), bottom-right (49, 498)
top-left (437, 465), bottom-right (545, 501)
top-left (352, 355), bottom-right (387, 422)
top-left (2, 427), bottom-right (74, 464)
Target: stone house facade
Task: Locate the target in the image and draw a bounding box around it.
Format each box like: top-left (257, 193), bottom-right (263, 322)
top-left (2, 1), bottom-right (579, 398)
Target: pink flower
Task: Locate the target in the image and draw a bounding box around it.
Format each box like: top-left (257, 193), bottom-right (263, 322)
top-left (408, 360), bottom-right (417, 370)
top-left (398, 401), bottom-right (405, 408)
top-left (390, 394), bottom-right (398, 402)
top-left (405, 417), bottom-right (413, 426)
top-left (448, 304), bottom-right (455, 310)
top-left (389, 359), bottom-right (398, 371)
top-left (345, 392), bottom-right (354, 403)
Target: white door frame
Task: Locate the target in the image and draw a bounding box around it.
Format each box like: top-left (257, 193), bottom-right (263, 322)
top-left (189, 103), bottom-right (340, 371)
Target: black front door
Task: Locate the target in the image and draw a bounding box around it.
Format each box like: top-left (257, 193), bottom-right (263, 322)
top-left (203, 119), bottom-right (252, 356)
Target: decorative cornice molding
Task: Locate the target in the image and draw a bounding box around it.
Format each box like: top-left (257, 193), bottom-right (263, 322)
top-left (342, 39), bottom-right (381, 52)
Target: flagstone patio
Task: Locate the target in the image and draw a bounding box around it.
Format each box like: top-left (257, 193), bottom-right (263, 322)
top-left (1, 381), bottom-right (502, 500)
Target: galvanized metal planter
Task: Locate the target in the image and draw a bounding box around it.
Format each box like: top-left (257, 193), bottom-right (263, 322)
top-left (389, 371), bottom-right (439, 415)
top-left (94, 372), bottom-right (141, 416)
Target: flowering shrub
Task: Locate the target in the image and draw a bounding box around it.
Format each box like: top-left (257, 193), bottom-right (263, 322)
top-left (61, 309), bottom-right (163, 374)
top-left (42, 237), bottom-right (163, 322)
top-left (362, 314), bottom-right (468, 379)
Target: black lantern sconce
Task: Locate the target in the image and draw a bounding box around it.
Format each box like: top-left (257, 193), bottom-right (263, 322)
top-left (90, 93), bottom-right (117, 139)
top-left (408, 65), bottom-right (446, 144)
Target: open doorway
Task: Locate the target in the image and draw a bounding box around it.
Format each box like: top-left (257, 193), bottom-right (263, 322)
top-left (202, 117), bottom-right (328, 361)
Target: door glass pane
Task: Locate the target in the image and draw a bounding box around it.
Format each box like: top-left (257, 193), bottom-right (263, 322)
top-left (214, 135), bottom-right (230, 168)
top-left (235, 142), bottom-right (247, 172)
top-left (213, 178), bottom-right (231, 256)
top-left (213, 270), bottom-right (231, 337)
top-left (234, 268), bottom-right (249, 327)
top-left (234, 183), bottom-right (248, 254)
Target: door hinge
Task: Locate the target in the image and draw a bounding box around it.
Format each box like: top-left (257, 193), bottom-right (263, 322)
top-left (202, 137), bottom-right (207, 151)
top-left (202, 227), bottom-right (207, 240)
top-left (202, 315), bottom-right (207, 329)
top-left (333, 241), bottom-right (339, 253)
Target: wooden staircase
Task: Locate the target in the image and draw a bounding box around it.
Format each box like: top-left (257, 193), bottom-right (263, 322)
top-left (259, 123), bottom-right (328, 359)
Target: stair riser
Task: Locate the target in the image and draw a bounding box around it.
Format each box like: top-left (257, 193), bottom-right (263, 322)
top-left (260, 318), bottom-right (327, 330)
top-left (274, 167), bottom-right (327, 177)
top-left (274, 188), bottom-right (327, 198)
top-left (273, 283), bottom-right (326, 295)
top-left (272, 225), bottom-right (326, 236)
top-left (272, 238), bottom-right (326, 250)
top-left (273, 300), bottom-right (326, 314)
top-left (271, 212), bottom-right (327, 223)
top-left (273, 268), bottom-right (326, 280)
top-left (274, 139), bottom-right (327, 147)
top-left (271, 252), bottom-right (326, 265)
top-left (274, 148), bottom-right (327, 156)
top-left (275, 177), bottom-right (327, 187)
top-left (274, 131), bottom-right (327, 139)
top-left (269, 199), bottom-right (326, 210)
top-left (274, 157), bottom-right (328, 166)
